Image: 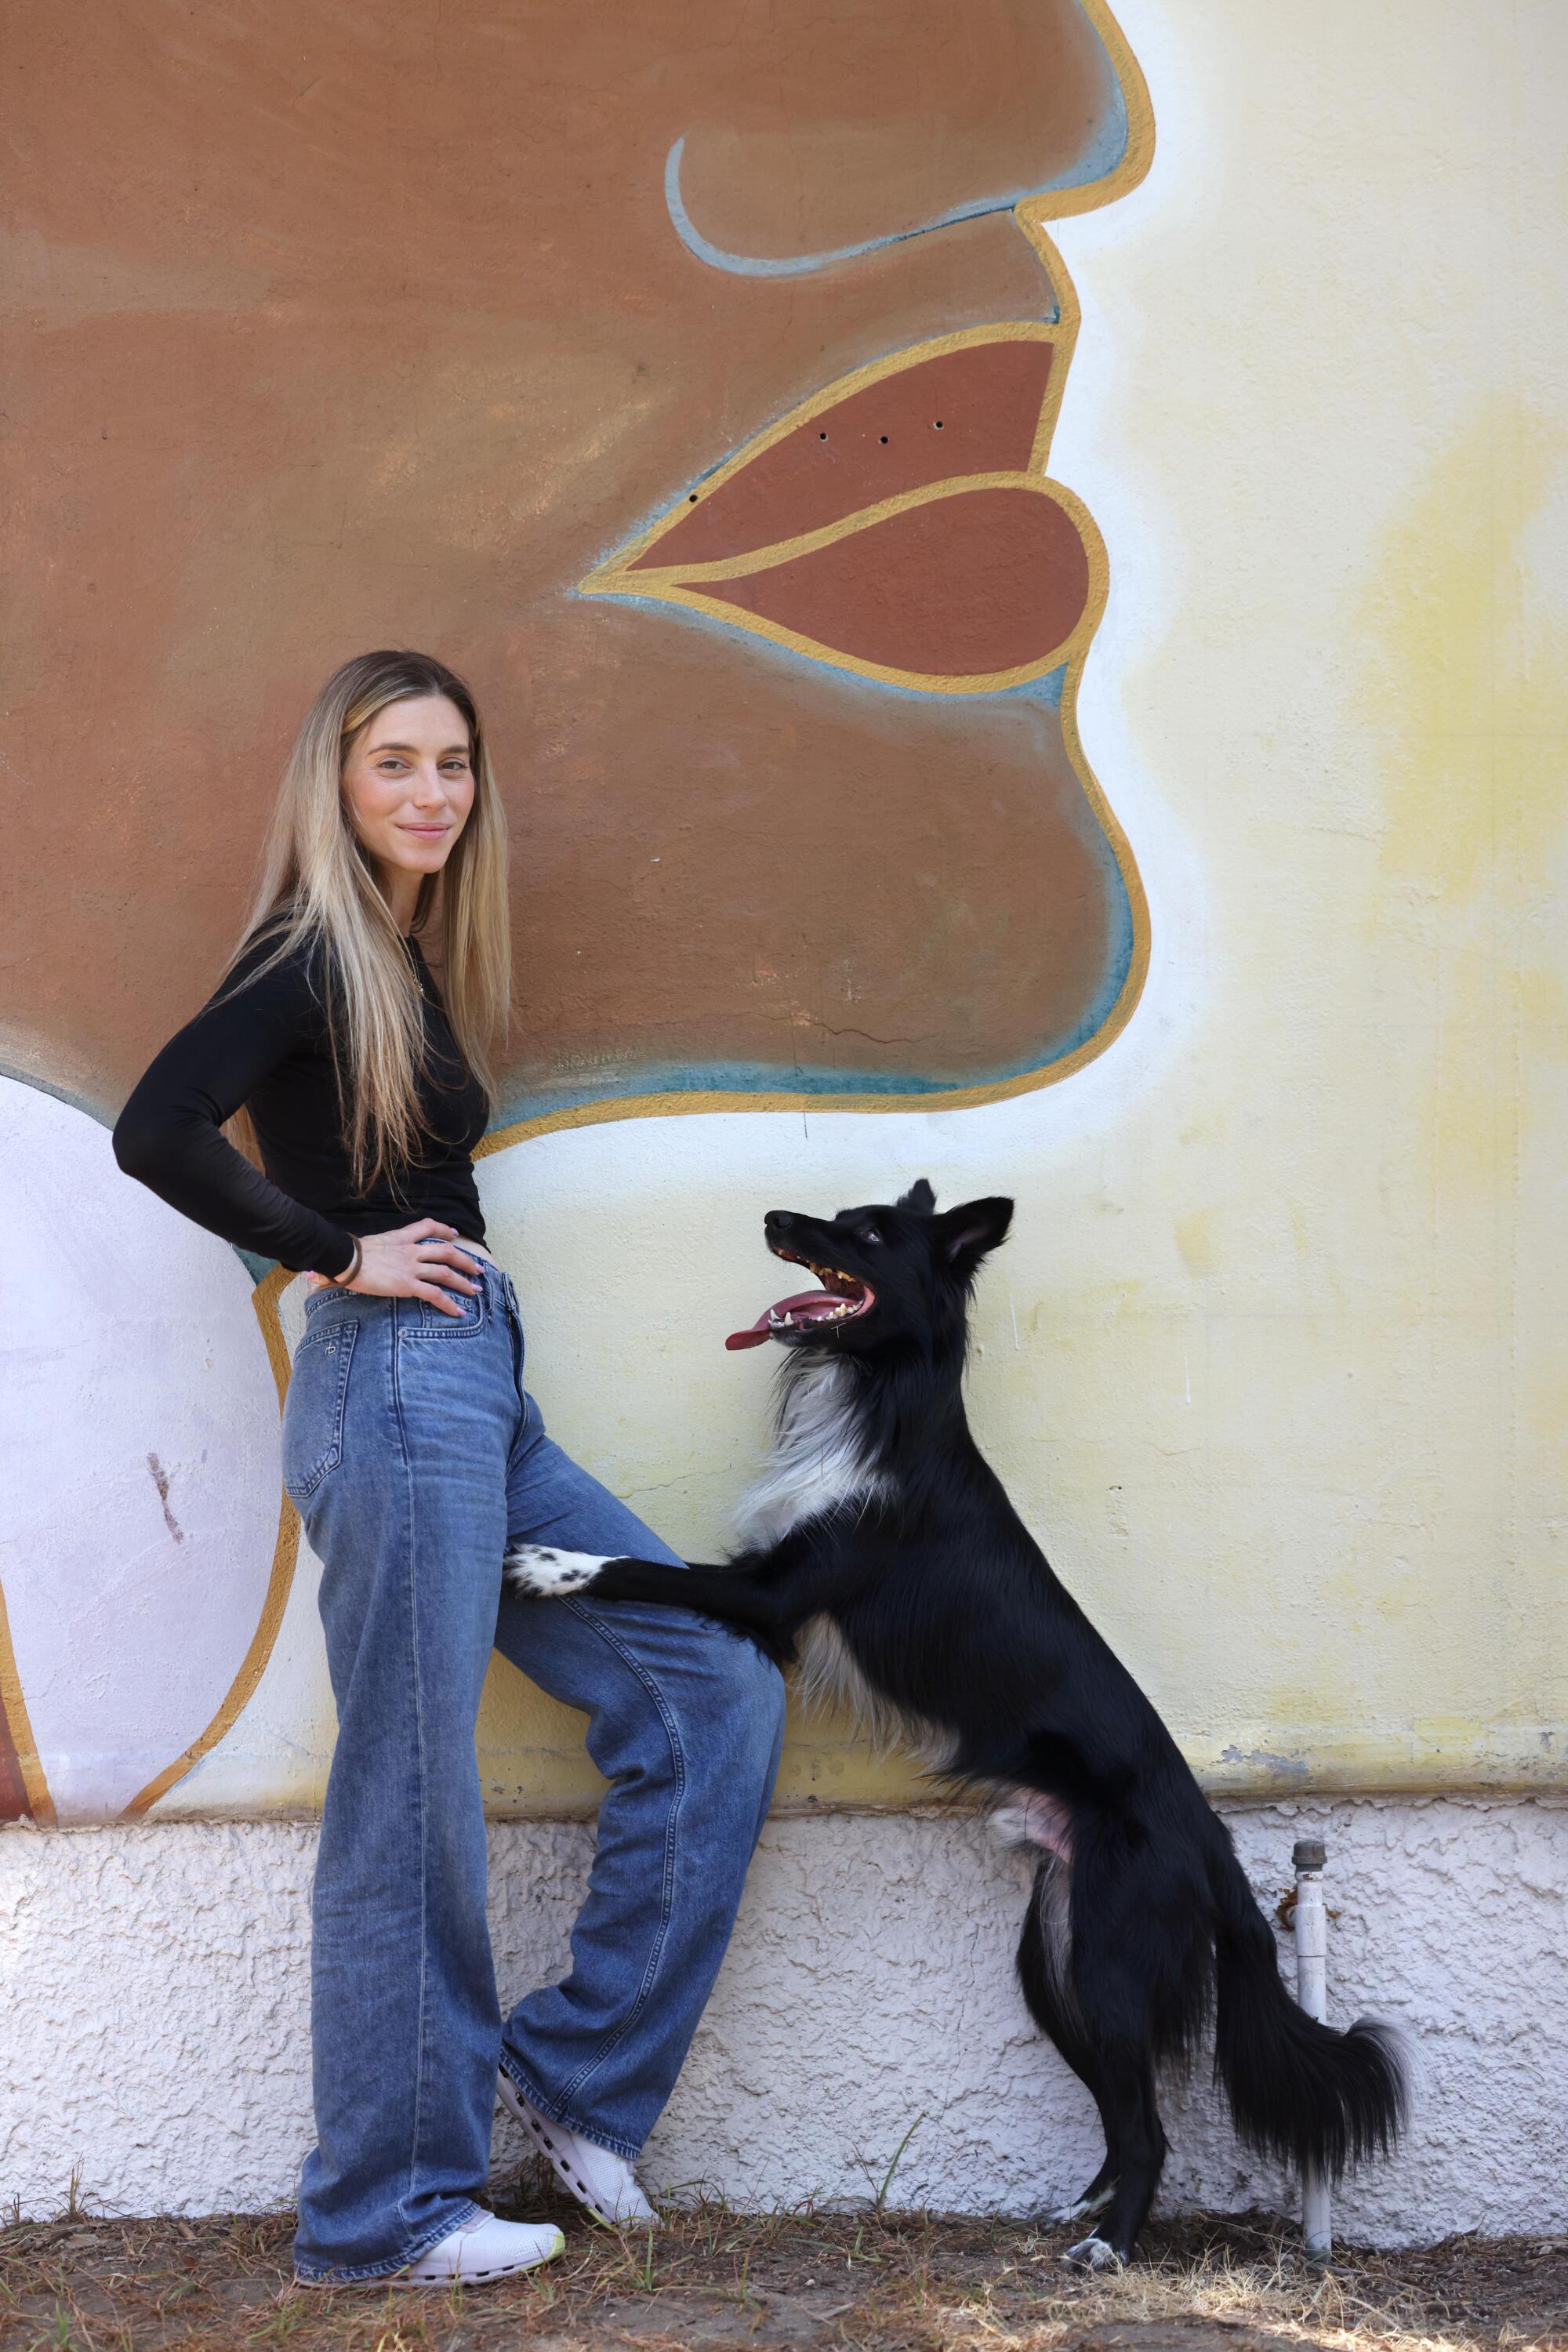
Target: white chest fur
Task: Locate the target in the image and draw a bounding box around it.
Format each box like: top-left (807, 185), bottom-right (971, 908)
top-left (731, 1359), bottom-right (887, 1549)
top-left (731, 1362), bottom-right (949, 1766)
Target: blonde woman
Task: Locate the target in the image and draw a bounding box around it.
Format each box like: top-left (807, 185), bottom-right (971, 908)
top-left (113, 651), bottom-right (786, 2287)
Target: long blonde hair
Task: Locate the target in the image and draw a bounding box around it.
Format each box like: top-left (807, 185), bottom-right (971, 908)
top-left (222, 650), bottom-right (511, 1196)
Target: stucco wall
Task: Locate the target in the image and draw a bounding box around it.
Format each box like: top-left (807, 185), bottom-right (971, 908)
top-left (4, 1797), bottom-right (1564, 2240)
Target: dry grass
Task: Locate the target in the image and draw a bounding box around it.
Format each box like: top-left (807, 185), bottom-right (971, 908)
top-left (2, 2182), bottom-right (1563, 2352)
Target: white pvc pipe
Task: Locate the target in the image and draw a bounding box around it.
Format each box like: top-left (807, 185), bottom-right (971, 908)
top-left (1293, 1836), bottom-right (1332, 2262)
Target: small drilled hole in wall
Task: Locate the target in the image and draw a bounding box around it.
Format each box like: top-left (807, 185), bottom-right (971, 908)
top-left (688, 493), bottom-right (698, 503)
top-left (934, 419), bottom-right (945, 429)
top-left (880, 434), bottom-right (888, 444)
top-left (819, 430), bottom-right (828, 440)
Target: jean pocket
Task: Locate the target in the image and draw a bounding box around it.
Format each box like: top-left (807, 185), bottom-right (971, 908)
top-left (281, 1319), bottom-right (358, 1502)
top-left (408, 1279), bottom-right (489, 1338)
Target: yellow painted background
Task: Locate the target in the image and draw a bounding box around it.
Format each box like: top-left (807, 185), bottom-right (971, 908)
top-left (157, 0), bottom-right (1567, 1820)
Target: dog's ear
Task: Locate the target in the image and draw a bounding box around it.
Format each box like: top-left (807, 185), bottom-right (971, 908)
top-left (932, 1196), bottom-right (1013, 1277)
top-left (897, 1178), bottom-right (937, 1215)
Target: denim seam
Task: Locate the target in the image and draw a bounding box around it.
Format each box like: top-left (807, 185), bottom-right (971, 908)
top-left (501, 1288), bottom-right (531, 1462)
top-left (530, 1596), bottom-right (687, 2118)
top-left (293, 2196), bottom-right (485, 2285)
top-left (389, 1299), bottom-right (434, 2227)
top-left (496, 2050), bottom-right (641, 2164)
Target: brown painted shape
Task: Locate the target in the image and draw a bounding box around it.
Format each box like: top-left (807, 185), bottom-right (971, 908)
top-left (686, 486), bottom-right (1089, 677)
top-left (1, 0), bottom-right (1135, 1123)
top-left (632, 339), bottom-right (1054, 569)
top-left (510, 607), bottom-right (1116, 1093)
top-left (671, 1), bottom-right (1116, 262)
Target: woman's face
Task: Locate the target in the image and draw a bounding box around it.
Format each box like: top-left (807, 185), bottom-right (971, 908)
top-left (340, 695), bottom-right (475, 913)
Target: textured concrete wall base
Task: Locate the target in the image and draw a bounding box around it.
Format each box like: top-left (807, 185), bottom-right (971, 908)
top-left (3, 1797), bottom-right (1563, 2244)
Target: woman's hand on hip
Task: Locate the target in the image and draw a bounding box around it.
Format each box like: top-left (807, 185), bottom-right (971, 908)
top-left (307, 1219), bottom-right (483, 1316)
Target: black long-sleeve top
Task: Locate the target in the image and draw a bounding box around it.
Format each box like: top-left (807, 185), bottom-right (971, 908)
top-left (112, 927), bottom-right (490, 1278)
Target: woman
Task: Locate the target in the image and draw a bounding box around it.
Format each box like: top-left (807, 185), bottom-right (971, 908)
top-left (112, 649), bottom-right (787, 2287)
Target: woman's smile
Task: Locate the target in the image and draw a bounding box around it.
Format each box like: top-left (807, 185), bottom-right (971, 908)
top-left (341, 693), bottom-right (475, 926)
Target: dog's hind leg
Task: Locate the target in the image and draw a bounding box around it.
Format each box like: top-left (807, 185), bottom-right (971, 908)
top-left (1015, 1865), bottom-right (1120, 2227)
top-left (1061, 2047), bottom-right (1166, 2270)
top-left (1050, 2157), bottom-right (1119, 2230)
top-left (1055, 1877), bottom-right (1171, 2267)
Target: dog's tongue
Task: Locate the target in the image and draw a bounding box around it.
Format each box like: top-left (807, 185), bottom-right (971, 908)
top-left (724, 1287), bottom-right (841, 1352)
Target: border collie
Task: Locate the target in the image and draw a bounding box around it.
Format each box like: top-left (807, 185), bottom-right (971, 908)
top-left (506, 1181), bottom-right (1407, 2263)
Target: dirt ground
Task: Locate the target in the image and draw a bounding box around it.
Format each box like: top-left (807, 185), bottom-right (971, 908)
top-left (2, 2182), bottom-right (1563, 2352)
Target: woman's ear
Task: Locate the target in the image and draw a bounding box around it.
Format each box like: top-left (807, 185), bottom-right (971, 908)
top-left (932, 1196), bottom-right (1014, 1277)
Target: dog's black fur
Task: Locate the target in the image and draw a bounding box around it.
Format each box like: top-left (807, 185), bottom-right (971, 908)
top-left (506, 1181), bottom-right (1407, 2263)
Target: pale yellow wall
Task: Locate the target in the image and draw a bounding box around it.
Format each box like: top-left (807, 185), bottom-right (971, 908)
top-left (158, 0), bottom-right (1567, 1820)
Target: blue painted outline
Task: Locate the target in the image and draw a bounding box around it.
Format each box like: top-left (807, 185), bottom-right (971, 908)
top-left (663, 29), bottom-right (1129, 279)
top-left (581, 583), bottom-right (1070, 706)
top-left (489, 669), bottom-right (1131, 1134)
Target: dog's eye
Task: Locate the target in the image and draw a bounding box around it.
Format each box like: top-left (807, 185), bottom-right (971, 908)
top-left (858, 1222), bottom-right (885, 1245)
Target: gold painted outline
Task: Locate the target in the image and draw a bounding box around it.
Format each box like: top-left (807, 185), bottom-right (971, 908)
top-left (0, 1573), bottom-right (56, 1827)
top-left (604, 470), bottom-right (1104, 696)
top-left (586, 320), bottom-right (1071, 587)
top-left (120, 1264), bottom-right (302, 1818)
top-left (480, 653), bottom-right (1149, 1156)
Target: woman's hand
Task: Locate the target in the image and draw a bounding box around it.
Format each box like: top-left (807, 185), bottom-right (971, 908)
top-left (307, 1218), bottom-right (483, 1318)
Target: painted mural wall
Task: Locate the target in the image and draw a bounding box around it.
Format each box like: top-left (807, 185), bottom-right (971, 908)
top-left (2, 0), bottom-right (1564, 1827)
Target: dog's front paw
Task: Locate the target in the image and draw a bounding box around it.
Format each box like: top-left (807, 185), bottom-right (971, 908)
top-left (503, 1544), bottom-right (612, 1598)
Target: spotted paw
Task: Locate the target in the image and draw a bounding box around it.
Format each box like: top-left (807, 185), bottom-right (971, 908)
top-left (1063, 2234), bottom-right (1124, 2272)
top-left (503, 1544), bottom-right (612, 1598)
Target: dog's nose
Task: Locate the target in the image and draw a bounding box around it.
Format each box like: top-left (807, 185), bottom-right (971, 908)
top-left (764, 1209), bottom-right (796, 1234)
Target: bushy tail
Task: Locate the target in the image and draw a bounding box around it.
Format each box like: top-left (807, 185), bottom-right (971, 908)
top-left (1209, 1848), bottom-right (1409, 2180)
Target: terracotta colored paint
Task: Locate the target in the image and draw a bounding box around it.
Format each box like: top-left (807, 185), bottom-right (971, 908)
top-left (633, 338), bottom-right (1057, 570)
top-left (2, 0), bottom-right (1142, 1137)
top-left (506, 669), bottom-right (1127, 1104)
top-left (684, 485), bottom-right (1091, 680)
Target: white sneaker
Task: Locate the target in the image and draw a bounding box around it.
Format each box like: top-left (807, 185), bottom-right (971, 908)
top-left (497, 2071), bottom-right (659, 2227)
top-left (402, 2211), bottom-right (565, 2285)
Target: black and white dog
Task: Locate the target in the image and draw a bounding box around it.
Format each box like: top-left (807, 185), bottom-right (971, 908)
top-left (506, 1181), bottom-right (1406, 2264)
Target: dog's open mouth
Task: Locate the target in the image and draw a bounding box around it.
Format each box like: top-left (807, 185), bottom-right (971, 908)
top-left (724, 1249), bottom-right (876, 1352)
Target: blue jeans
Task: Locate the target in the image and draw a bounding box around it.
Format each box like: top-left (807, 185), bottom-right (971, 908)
top-left (281, 1253), bottom-right (786, 2283)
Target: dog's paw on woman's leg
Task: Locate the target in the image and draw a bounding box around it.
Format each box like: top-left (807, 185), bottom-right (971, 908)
top-left (503, 1544), bottom-right (615, 1598)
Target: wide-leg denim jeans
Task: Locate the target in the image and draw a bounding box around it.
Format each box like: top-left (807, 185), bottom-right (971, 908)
top-left (280, 1254), bottom-right (786, 2283)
